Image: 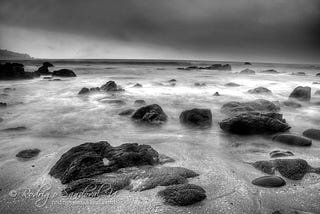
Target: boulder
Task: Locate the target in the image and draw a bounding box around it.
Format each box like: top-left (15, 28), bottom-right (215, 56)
top-left (289, 86), bottom-right (311, 102)
top-left (252, 159), bottom-right (319, 180)
top-left (78, 87), bottom-right (90, 95)
top-left (35, 62), bottom-right (54, 75)
top-left (247, 87), bottom-right (271, 94)
top-left (100, 81), bottom-right (124, 92)
top-left (261, 69), bottom-right (279, 74)
top-left (119, 109), bottom-right (135, 116)
top-left (49, 141), bottom-right (160, 184)
top-left (52, 69), bottom-right (76, 77)
top-left (16, 149), bottom-right (40, 160)
top-left (179, 108), bottom-right (212, 127)
top-left (221, 99), bottom-right (280, 115)
top-left (314, 90), bottom-right (320, 96)
top-left (251, 176), bottom-right (286, 188)
top-left (157, 184), bottom-right (206, 206)
top-left (269, 150), bottom-right (294, 158)
top-left (273, 134), bottom-right (312, 146)
top-left (219, 112), bottom-right (290, 135)
top-left (213, 92), bottom-right (220, 96)
top-left (131, 104), bottom-right (168, 124)
top-left (133, 83), bottom-right (142, 88)
top-left (240, 68), bottom-right (255, 74)
top-left (134, 100), bottom-right (146, 106)
top-left (303, 129), bottom-right (320, 140)
top-left (0, 63), bottom-right (34, 80)
top-left (225, 82), bottom-right (240, 87)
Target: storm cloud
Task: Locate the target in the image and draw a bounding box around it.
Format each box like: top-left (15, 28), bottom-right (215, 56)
top-left (0, 0), bottom-right (319, 62)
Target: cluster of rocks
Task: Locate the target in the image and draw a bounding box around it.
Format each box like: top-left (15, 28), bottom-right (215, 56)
top-left (178, 64), bottom-right (231, 71)
top-left (78, 81), bottom-right (124, 95)
top-left (49, 141), bottom-right (206, 206)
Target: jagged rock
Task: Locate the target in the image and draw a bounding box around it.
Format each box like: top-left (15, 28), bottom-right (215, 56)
top-left (261, 69), bottom-right (279, 74)
top-left (225, 82), bottom-right (240, 87)
top-left (133, 83), bottom-right (142, 88)
top-left (252, 159), bottom-right (319, 180)
top-left (100, 81), bottom-right (124, 92)
top-left (315, 90), bottom-right (320, 96)
top-left (119, 109), bottom-right (135, 116)
top-left (270, 150), bottom-right (294, 158)
top-left (213, 92), bottom-right (220, 96)
top-left (134, 100), bottom-right (146, 106)
top-left (273, 134), bottom-right (312, 146)
top-left (303, 129), bottom-right (320, 140)
top-left (132, 104), bottom-right (168, 124)
top-left (282, 100), bottom-right (302, 108)
top-left (247, 87), bottom-right (271, 94)
top-left (219, 112), bottom-right (290, 135)
top-left (16, 149), bottom-right (40, 160)
top-left (157, 184), bottom-right (206, 206)
top-left (240, 68), bottom-right (255, 74)
top-left (0, 63), bottom-right (34, 80)
top-left (179, 108), bottom-right (212, 127)
top-left (221, 99), bottom-right (280, 115)
top-left (49, 141), bottom-right (160, 184)
top-left (52, 69), bottom-right (76, 77)
top-left (289, 86), bottom-right (311, 102)
top-left (251, 176), bottom-right (286, 188)
top-left (194, 82), bottom-right (206, 87)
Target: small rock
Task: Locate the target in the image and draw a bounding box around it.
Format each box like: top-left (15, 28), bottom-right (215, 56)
top-left (244, 62), bottom-right (252, 65)
top-left (134, 100), bottom-right (146, 106)
top-left (247, 87), bottom-right (271, 94)
top-left (194, 82), bottom-right (206, 87)
top-left (78, 87), bottom-right (90, 95)
top-left (133, 83), bottom-right (142, 88)
top-left (157, 184), bottom-right (206, 206)
top-left (169, 79), bottom-right (177, 82)
top-left (100, 81), bottom-right (124, 92)
top-left (273, 134), bottom-right (312, 146)
top-left (270, 150), bottom-right (294, 158)
top-left (179, 108), bottom-right (212, 127)
top-left (0, 102), bottom-right (7, 107)
top-left (240, 68), bottom-right (255, 74)
top-left (303, 129), bottom-right (320, 140)
top-left (119, 109), bottom-right (135, 116)
top-left (225, 82), bottom-right (240, 87)
top-left (261, 69), bottom-right (279, 74)
top-left (16, 149), bottom-right (40, 160)
top-left (251, 176), bottom-right (286, 188)
top-left (132, 104), bottom-right (168, 124)
top-left (316, 73), bottom-right (320, 77)
top-left (2, 126), bottom-right (27, 131)
top-left (52, 69), bottom-right (76, 77)
top-left (292, 72), bottom-right (306, 76)
top-left (314, 90), bottom-right (320, 96)
top-left (282, 100), bottom-right (302, 108)
top-left (213, 92), bottom-right (220, 96)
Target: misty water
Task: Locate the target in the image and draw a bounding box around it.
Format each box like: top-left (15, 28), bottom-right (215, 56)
top-left (1, 61), bottom-right (320, 213)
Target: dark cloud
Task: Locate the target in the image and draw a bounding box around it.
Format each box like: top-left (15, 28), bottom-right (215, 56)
top-left (0, 0), bottom-right (319, 61)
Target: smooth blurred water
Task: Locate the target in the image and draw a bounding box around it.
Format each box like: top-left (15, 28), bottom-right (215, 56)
top-left (0, 61), bottom-right (320, 213)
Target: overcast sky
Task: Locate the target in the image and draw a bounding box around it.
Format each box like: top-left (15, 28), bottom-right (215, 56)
top-left (0, 0), bottom-right (319, 63)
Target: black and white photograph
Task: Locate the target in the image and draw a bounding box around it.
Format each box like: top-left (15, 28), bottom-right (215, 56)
top-left (0, 0), bottom-right (320, 213)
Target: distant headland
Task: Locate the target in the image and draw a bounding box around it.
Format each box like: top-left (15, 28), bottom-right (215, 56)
top-left (0, 49), bottom-right (33, 60)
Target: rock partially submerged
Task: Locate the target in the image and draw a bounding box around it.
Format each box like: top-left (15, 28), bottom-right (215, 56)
top-left (244, 62), bottom-right (252, 65)
top-left (316, 73), bottom-right (320, 77)
top-left (251, 176), bottom-right (286, 188)
top-left (261, 69), bottom-right (279, 74)
top-left (100, 81), bottom-right (124, 92)
top-left (2, 126), bottom-right (27, 131)
top-left (179, 64), bottom-right (231, 71)
top-left (269, 150), bottom-right (294, 158)
top-left (303, 129), bottom-right (320, 140)
top-left (282, 100), bottom-right (302, 108)
top-left (273, 134), bottom-right (312, 146)
top-left (213, 92), bottom-right (220, 96)
top-left (194, 82), bottom-right (206, 87)
top-left (315, 90), bottom-right (320, 96)
top-left (0, 102), bottom-right (7, 108)
top-left (225, 82), bottom-right (240, 87)
top-left (289, 86), bottom-right (311, 102)
top-left (240, 68), bottom-right (255, 75)
top-left (0, 63), bottom-right (34, 80)
top-left (179, 108), bottom-right (212, 127)
top-left (16, 149), bottom-right (40, 160)
top-left (52, 69), bottom-right (76, 77)
top-left (247, 87), bottom-right (271, 94)
top-left (133, 83), bottom-right (142, 88)
top-left (252, 159), bottom-right (320, 180)
top-left (131, 104), bottom-right (168, 124)
top-left (35, 62), bottom-right (54, 75)
top-left (157, 184), bottom-right (206, 206)
top-left (119, 109), bottom-right (135, 116)
top-left (292, 72), bottom-right (306, 76)
top-left (219, 112), bottom-right (290, 135)
top-left (134, 100), bottom-right (146, 106)
top-left (221, 99), bottom-right (280, 115)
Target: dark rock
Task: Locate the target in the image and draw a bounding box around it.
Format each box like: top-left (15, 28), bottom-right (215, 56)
top-left (221, 99), bottom-right (280, 115)
top-left (225, 82), bottom-right (240, 87)
top-left (169, 79), bottom-right (177, 82)
top-left (316, 73), bottom-right (320, 77)
top-left (102, 99), bottom-right (126, 105)
top-left (244, 62), bottom-right (252, 65)
top-left (35, 65), bottom-right (52, 75)
top-left (90, 87), bottom-right (100, 92)
top-left (240, 68), bottom-right (255, 74)
top-left (0, 102), bottom-right (7, 107)
top-left (194, 82), bottom-right (206, 87)
top-left (42, 62), bottom-right (54, 67)
top-left (206, 64), bottom-right (231, 71)
top-left (273, 134), bottom-right (312, 146)
top-left (119, 109), bottom-right (135, 116)
top-left (132, 104), bottom-right (168, 124)
top-left (303, 129), bottom-right (320, 140)
top-left (270, 150), bottom-right (294, 158)
top-left (179, 108), bottom-right (212, 127)
top-left (51, 79), bottom-right (61, 81)
top-left (157, 184), bottom-right (206, 206)
top-left (314, 90), bottom-right (320, 96)
top-left (213, 92), bottom-right (220, 96)
top-left (261, 69), bottom-right (279, 74)
top-left (133, 83), bottom-right (142, 88)
top-left (49, 141), bottom-right (160, 184)
top-left (219, 112), bottom-right (290, 135)
top-left (2, 126), bottom-right (27, 131)
top-left (43, 77), bottom-right (52, 80)
top-left (251, 176), bottom-right (286, 188)
top-left (0, 118), bottom-right (3, 123)
top-left (52, 69), bottom-right (76, 77)
top-left (100, 81), bottom-right (124, 92)
top-left (78, 87), bottom-right (90, 95)
top-left (0, 62), bottom-right (34, 80)
top-left (16, 149), bottom-right (40, 160)
top-left (134, 100), bottom-right (146, 106)
top-left (282, 100), bottom-right (302, 108)
top-left (292, 72), bottom-right (306, 76)
top-left (247, 87), bottom-right (271, 94)
top-left (289, 86), bottom-right (311, 102)
top-left (313, 82), bottom-right (320, 84)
